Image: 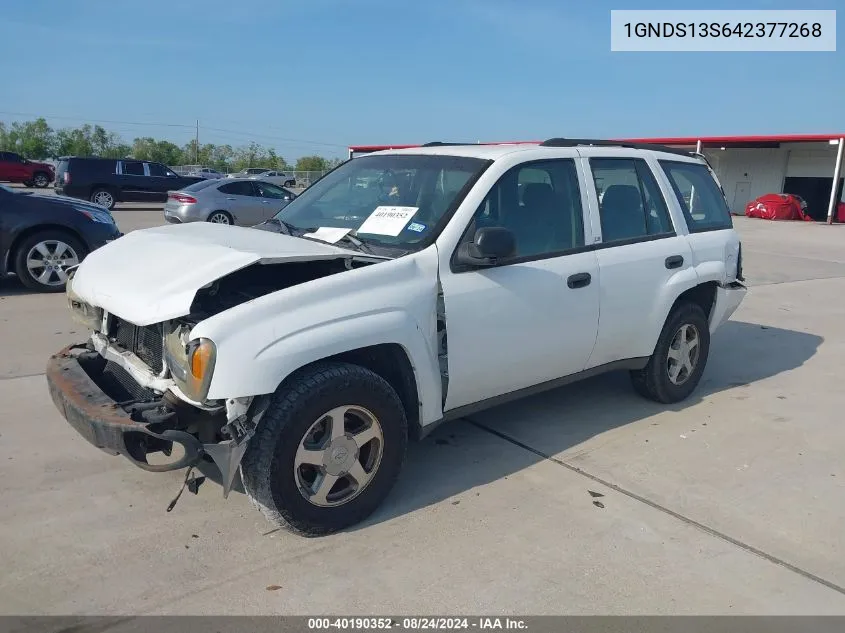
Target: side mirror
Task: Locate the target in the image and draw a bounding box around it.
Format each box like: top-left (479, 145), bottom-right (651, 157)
top-left (454, 226), bottom-right (516, 268)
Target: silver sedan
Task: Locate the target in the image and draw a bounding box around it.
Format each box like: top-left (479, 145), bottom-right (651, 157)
top-left (163, 178), bottom-right (296, 227)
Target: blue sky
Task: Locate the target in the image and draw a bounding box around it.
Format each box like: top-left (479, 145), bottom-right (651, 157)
top-left (1, 0), bottom-right (842, 159)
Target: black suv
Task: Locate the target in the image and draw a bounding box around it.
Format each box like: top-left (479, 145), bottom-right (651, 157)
top-left (54, 157), bottom-right (203, 210)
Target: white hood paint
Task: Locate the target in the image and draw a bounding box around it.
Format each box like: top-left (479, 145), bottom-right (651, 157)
top-left (70, 223), bottom-right (358, 325)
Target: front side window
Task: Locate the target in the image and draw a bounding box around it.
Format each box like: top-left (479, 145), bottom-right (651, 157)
top-left (148, 163), bottom-right (168, 177)
top-left (660, 160), bottom-right (733, 232)
top-left (591, 158), bottom-right (673, 243)
top-left (123, 161), bottom-right (145, 176)
top-left (255, 182), bottom-right (288, 199)
top-left (275, 154), bottom-right (489, 251)
top-left (469, 159), bottom-right (585, 258)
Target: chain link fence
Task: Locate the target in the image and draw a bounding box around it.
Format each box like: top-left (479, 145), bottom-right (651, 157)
top-left (170, 165), bottom-right (329, 187)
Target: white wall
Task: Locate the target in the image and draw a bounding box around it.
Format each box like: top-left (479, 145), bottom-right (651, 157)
top-left (703, 143), bottom-right (839, 214)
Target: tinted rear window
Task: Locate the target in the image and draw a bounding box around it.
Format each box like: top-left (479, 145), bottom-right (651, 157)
top-left (183, 179), bottom-right (219, 192)
top-left (659, 161), bottom-right (733, 232)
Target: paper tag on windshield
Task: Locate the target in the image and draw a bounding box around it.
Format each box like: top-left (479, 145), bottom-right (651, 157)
top-left (302, 227), bottom-right (351, 244)
top-left (357, 206), bottom-right (418, 237)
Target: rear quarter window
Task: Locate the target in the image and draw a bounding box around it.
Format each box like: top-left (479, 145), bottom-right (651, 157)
top-left (659, 161), bottom-right (733, 232)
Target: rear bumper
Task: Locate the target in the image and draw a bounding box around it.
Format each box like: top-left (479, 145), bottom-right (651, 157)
top-left (46, 344), bottom-right (204, 472)
top-left (709, 282), bottom-right (747, 333)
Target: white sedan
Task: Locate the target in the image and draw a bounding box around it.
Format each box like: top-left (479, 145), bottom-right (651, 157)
top-left (250, 170), bottom-right (297, 187)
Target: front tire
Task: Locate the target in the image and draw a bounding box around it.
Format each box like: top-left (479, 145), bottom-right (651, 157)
top-left (630, 302), bottom-right (710, 404)
top-left (32, 172), bottom-right (51, 188)
top-left (14, 230), bottom-right (87, 293)
top-left (240, 362), bottom-right (408, 536)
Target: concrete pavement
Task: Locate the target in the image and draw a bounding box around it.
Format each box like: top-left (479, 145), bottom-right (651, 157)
top-left (1, 215), bottom-right (844, 614)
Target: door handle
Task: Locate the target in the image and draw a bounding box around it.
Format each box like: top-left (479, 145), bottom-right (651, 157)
top-left (665, 255), bottom-right (684, 269)
top-left (226, 197), bottom-right (236, 201)
top-left (567, 272), bottom-right (592, 289)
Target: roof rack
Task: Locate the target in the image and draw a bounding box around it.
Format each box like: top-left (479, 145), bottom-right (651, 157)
top-left (421, 141), bottom-right (474, 147)
top-left (540, 138), bottom-right (695, 158)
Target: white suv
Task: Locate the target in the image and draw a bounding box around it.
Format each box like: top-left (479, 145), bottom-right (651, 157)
top-left (47, 139), bottom-right (746, 536)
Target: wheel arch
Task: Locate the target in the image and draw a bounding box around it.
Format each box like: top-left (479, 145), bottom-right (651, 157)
top-left (279, 343), bottom-right (421, 436)
top-left (89, 184), bottom-right (119, 200)
top-left (7, 224), bottom-right (90, 271)
top-left (641, 275), bottom-right (716, 359)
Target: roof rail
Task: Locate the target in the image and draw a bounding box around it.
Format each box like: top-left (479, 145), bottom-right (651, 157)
top-left (540, 138), bottom-right (695, 158)
top-left (421, 141), bottom-right (474, 147)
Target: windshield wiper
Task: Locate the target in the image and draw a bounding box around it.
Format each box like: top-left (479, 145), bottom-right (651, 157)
top-left (263, 217), bottom-right (297, 234)
top-left (298, 227), bottom-right (376, 255)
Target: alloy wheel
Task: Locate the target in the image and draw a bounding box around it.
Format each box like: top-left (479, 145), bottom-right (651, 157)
top-left (293, 405), bottom-right (384, 507)
top-left (25, 240), bottom-right (80, 287)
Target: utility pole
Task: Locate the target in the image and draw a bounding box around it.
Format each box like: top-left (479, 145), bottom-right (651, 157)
top-left (195, 120), bottom-right (199, 164)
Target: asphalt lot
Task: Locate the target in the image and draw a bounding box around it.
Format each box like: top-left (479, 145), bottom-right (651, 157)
top-left (1, 192), bottom-right (845, 614)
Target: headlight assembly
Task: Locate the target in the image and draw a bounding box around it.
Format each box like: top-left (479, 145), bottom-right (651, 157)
top-left (164, 322), bottom-right (216, 402)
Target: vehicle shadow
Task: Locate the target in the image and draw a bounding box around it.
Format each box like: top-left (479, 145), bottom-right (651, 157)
top-left (348, 319), bottom-right (823, 532)
top-left (0, 276), bottom-right (41, 298)
top-left (191, 320), bottom-right (822, 532)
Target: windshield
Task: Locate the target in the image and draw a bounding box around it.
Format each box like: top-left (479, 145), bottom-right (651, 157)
top-left (274, 154), bottom-right (489, 251)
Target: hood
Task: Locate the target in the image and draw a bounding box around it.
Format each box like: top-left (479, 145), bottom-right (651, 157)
top-left (70, 222), bottom-right (359, 326)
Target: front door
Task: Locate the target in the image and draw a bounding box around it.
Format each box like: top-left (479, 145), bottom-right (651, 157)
top-left (439, 158), bottom-right (600, 411)
top-left (253, 181), bottom-right (292, 221)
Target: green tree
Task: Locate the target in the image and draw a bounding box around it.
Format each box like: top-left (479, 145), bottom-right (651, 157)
top-left (132, 137), bottom-right (184, 165)
top-left (295, 155), bottom-right (329, 172)
top-left (55, 126), bottom-right (94, 157)
top-left (9, 118), bottom-right (55, 159)
top-left (0, 122), bottom-right (9, 151)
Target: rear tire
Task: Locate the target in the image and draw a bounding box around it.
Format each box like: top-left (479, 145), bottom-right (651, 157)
top-left (207, 211), bottom-right (233, 225)
top-left (240, 362), bottom-right (408, 536)
top-left (13, 230), bottom-right (87, 293)
top-left (284, 179), bottom-right (296, 188)
top-left (90, 188), bottom-right (116, 210)
top-left (630, 302), bottom-right (710, 404)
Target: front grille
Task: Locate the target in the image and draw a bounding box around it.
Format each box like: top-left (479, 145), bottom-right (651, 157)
top-left (113, 319), bottom-right (164, 373)
top-left (100, 360), bottom-right (157, 402)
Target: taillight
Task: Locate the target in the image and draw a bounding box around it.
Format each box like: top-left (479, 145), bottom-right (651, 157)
top-left (63, 172), bottom-right (71, 185)
top-left (168, 193), bottom-right (197, 204)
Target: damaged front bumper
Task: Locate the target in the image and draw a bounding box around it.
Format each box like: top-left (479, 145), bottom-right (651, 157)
top-left (46, 343), bottom-right (252, 496)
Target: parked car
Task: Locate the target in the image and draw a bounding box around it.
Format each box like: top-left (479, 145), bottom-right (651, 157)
top-left (46, 140), bottom-right (746, 535)
top-left (250, 170), bottom-right (297, 188)
top-left (187, 167), bottom-right (226, 180)
top-left (228, 167), bottom-right (272, 179)
top-left (54, 157), bottom-right (204, 210)
top-left (0, 151), bottom-right (55, 188)
top-left (745, 193), bottom-right (811, 221)
top-left (0, 184), bottom-right (120, 292)
top-left (163, 178), bottom-right (296, 226)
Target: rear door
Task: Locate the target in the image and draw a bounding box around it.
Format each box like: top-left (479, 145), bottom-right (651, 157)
top-left (118, 160), bottom-right (150, 202)
top-left (0, 153), bottom-right (27, 182)
top-left (657, 159), bottom-right (741, 287)
top-left (582, 153), bottom-right (697, 369)
top-left (217, 180), bottom-right (265, 225)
